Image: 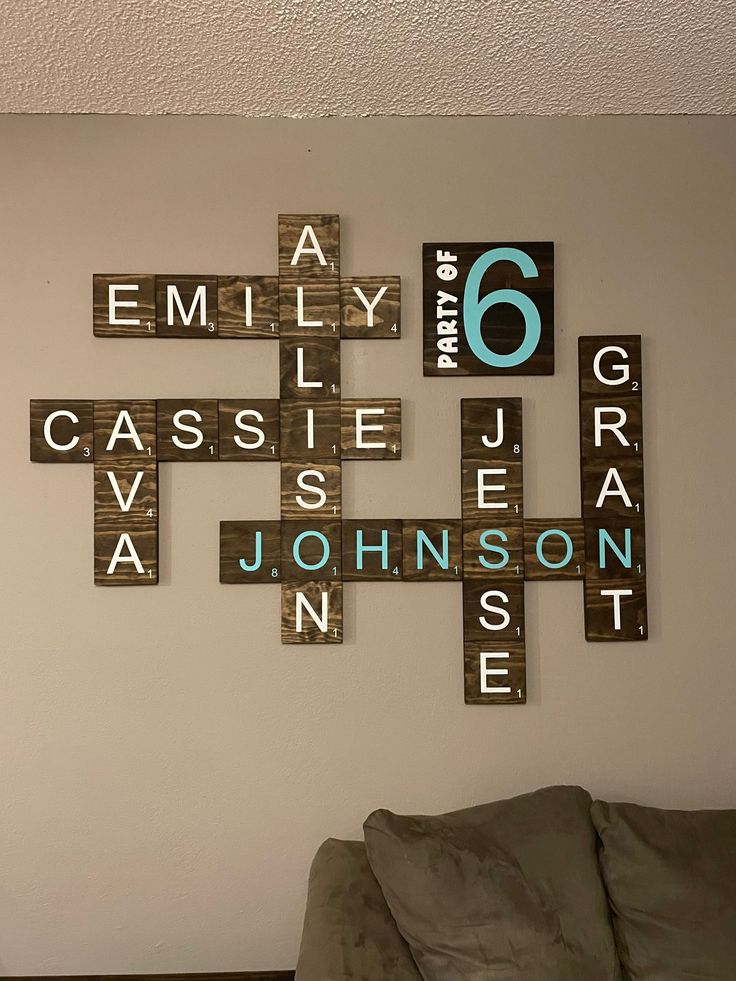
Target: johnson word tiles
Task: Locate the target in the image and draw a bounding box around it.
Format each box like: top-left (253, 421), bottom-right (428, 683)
top-left (30, 214), bottom-right (648, 705)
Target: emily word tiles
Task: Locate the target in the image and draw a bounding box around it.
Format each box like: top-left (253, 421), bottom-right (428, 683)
top-left (30, 214), bottom-right (647, 705)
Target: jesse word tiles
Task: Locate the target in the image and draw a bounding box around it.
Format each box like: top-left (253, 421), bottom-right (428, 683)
top-left (30, 214), bottom-right (648, 705)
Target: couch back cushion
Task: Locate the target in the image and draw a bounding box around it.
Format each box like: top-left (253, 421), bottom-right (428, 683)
top-left (591, 799), bottom-right (736, 980)
top-left (363, 785), bottom-right (622, 981)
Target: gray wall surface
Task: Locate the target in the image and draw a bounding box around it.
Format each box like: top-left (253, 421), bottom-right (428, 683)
top-left (1, 116), bottom-right (734, 973)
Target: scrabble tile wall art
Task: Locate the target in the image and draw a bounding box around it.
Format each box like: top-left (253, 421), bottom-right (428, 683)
top-left (30, 214), bottom-right (648, 704)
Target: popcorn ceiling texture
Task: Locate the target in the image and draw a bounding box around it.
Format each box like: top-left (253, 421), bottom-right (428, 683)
top-left (3, 0), bottom-right (735, 114)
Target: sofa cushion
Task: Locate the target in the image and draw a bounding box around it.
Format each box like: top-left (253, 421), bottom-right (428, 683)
top-left (363, 785), bottom-right (621, 981)
top-left (591, 799), bottom-right (736, 981)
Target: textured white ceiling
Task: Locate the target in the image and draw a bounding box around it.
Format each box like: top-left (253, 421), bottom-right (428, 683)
top-left (3, 0), bottom-right (735, 115)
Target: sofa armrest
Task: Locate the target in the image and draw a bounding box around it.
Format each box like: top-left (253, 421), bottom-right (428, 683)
top-left (295, 838), bottom-right (421, 981)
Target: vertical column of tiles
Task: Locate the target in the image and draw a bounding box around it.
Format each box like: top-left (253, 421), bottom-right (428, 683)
top-left (278, 215), bottom-right (342, 643)
top-left (461, 398), bottom-right (526, 704)
top-left (579, 336), bottom-right (647, 641)
top-left (93, 400), bottom-right (158, 585)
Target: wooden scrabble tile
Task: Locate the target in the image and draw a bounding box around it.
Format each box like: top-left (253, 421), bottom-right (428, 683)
top-left (583, 577), bottom-right (648, 641)
top-left (402, 520), bottom-right (462, 581)
top-left (156, 399), bottom-right (218, 462)
top-left (217, 276), bottom-right (279, 338)
top-left (523, 519), bottom-right (585, 581)
top-left (341, 399), bottom-right (401, 459)
top-left (461, 459), bottom-right (523, 519)
top-left (580, 394), bottom-right (643, 461)
top-left (219, 520), bottom-right (282, 583)
top-left (218, 399), bottom-right (280, 461)
top-left (155, 275), bottom-right (218, 338)
top-left (463, 521), bottom-right (524, 580)
top-left (581, 458), bottom-right (644, 520)
top-left (281, 580), bottom-right (343, 644)
top-left (279, 336), bottom-right (341, 401)
top-left (30, 399), bottom-right (94, 462)
top-left (342, 519), bottom-right (403, 581)
top-left (93, 400), bottom-right (156, 464)
top-left (340, 277), bottom-right (401, 339)
top-left (278, 280), bottom-right (340, 337)
top-left (461, 397), bottom-right (523, 460)
top-left (423, 242), bottom-right (554, 377)
top-left (93, 274), bottom-right (156, 337)
top-left (463, 639), bottom-right (526, 705)
top-left (579, 335), bottom-right (642, 399)
top-left (280, 461), bottom-right (342, 519)
top-left (463, 578), bottom-right (525, 643)
top-left (584, 519), bottom-right (647, 581)
top-left (278, 214), bottom-right (340, 280)
top-left (93, 461), bottom-right (158, 585)
top-left (281, 520), bottom-right (342, 580)
top-left (280, 400), bottom-right (341, 461)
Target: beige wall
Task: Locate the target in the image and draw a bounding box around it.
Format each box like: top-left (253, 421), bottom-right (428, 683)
top-left (0, 116), bottom-right (734, 974)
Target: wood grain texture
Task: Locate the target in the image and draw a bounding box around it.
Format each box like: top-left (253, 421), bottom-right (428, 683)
top-left (463, 521), bottom-right (524, 580)
top-left (523, 518), bottom-right (585, 581)
top-left (461, 397), bottom-right (523, 460)
top-left (580, 393), bottom-right (643, 461)
top-left (281, 520), bottom-right (341, 580)
top-left (584, 577), bottom-right (648, 641)
top-left (340, 399), bottom-right (401, 459)
top-left (342, 519), bottom-right (403, 580)
top-left (581, 458), bottom-right (644, 520)
top-left (279, 336), bottom-right (341, 401)
top-left (30, 399), bottom-right (94, 462)
top-left (463, 578), bottom-right (525, 642)
top-left (462, 459), bottom-right (523, 519)
top-left (94, 461), bottom-right (158, 585)
top-left (340, 276), bottom-right (401, 339)
top-left (578, 335), bottom-right (642, 399)
top-left (278, 214), bottom-right (340, 280)
top-left (220, 520), bottom-right (282, 583)
top-left (423, 242), bottom-right (553, 376)
top-left (281, 580), bottom-right (342, 643)
top-left (280, 462), bottom-right (342, 519)
top-left (402, 520), bottom-right (463, 581)
top-left (278, 280), bottom-right (340, 337)
top-left (218, 399), bottom-right (280, 461)
top-left (157, 399), bottom-right (218, 462)
top-left (93, 400), bottom-right (157, 464)
top-left (584, 519), bottom-right (646, 581)
top-left (93, 274), bottom-right (156, 337)
top-left (463, 638), bottom-right (526, 705)
top-left (218, 275), bottom-right (279, 338)
top-left (280, 400), bottom-right (341, 461)
top-left (155, 275), bottom-right (218, 338)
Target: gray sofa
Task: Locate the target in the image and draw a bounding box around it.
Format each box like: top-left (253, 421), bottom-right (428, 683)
top-left (295, 785), bottom-right (736, 981)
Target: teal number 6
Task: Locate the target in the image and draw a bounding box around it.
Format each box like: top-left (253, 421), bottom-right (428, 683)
top-left (463, 247), bottom-right (542, 368)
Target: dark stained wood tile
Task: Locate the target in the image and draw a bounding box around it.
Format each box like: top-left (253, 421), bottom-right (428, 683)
top-left (584, 519), bottom-right (646, 581)
top-left (280, 400), bottom-right (341, 461)
top-left (463, 578), bottom-right (525, 643)
top-left (30, 399), bottom-right (94, 462)
top-left (461, 397), bottom-right (523, 460)
top-left (461, 459), bottom-right (523, 519)
top-left (278, 214), bottom-right (340, 280)
top-left (402, 520), bottom-right (463, 581)
top-left (94, 461), bottom-right (158, 585)
top-left (523, 518), bottom-right (585, 581)
top-left (581, 458), bottom-right (644, 520)
top-left (220, 520), bottom-right (282, 583)
top-left (218, 275), bottom-right (279, 338)
top-left (463, 521), bottom-right (524, 580)
top-left (218, 399), bottom-right (280, 461)
top-left (281, 520), bottom-right (342, 580)
top-left (280, 461), bottom-right (342, 519)
top-left (423, 242), bottom-right (553, 376)
top-left (579, 335), bottom-right (642, 399)
top-left (279, 337), bottom-right (340, 401)
top-left (463, 638), bottom-right (526, 705)
top-left (93, 400), bottom-right (157, 464)
top-left (580, 393), bottom-right (643, 461)
top-left (340, 399), bottom-right (401, 459)
top-left (278, 281), bottom-right (340, 337)
top-left (340, 276), bottom-right (401, 339)
top-left (342, 519), bottom-right (403, 580)
top-left (584, 577), bottom-right (648, 641)
top-left (93, 274), bottom-right (156, 337)
top-left (156, 275), bottom-right (218, 338)
top-left (157, 399), bottom-right (218, 462)
top-left (281, 580), bottom-right (343, 643)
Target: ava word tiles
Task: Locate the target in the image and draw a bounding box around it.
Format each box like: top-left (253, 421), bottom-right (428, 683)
top-left (423, 242), bottom-right (554, 376)
top-left (30, 214), bottom-right (647, 705)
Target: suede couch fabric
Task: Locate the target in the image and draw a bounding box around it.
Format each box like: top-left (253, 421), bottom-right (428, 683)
top-left (295, 837), bottom-right (422, 981)
top-left (591, 799), bottom-right (736, 981)
top-left (363, 785), bottom-right (621, 981)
